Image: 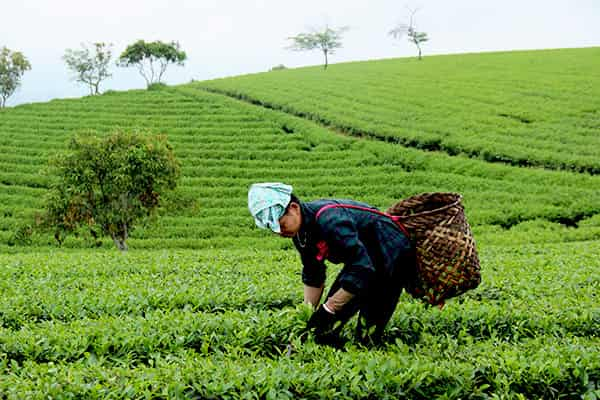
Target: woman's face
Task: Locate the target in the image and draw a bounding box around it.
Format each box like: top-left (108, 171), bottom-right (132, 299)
top-left (278, 202), bottom-right (302, 237)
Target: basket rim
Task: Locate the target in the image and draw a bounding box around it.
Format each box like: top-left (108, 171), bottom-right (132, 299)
top-left (392, 192), bottom-right (463, 220)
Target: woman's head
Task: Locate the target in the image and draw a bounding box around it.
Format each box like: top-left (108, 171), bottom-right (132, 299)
top-left (248, 183), bottom-right (301, 237)
top-left (278, 194), bottom-right (302, 237)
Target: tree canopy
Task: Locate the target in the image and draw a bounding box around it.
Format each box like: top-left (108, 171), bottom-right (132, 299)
top-left (118, 40), bottom-right (187, 86)
top-left (63, 42), bottom-right (113, 95)
top-left (41, 130), bottom-right (181, 251)
top-left (287, 26), bottom-right (349, 70)
top-left (0, 47), bottom-right (31, 108)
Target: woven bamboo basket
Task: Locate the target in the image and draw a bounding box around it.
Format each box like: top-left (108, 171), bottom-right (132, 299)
top-left (386, 192), bottom-right (481, 306)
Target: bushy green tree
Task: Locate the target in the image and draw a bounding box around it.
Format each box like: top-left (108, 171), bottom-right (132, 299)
top-left (63, 42), bottom-right (113, 95)
top-left (287, 26), bottom-right (349, 70)
top-left (118, 40), bottom-right (187, 87)
top-left (42, 131), bottom-right (180, 251)
top-left (0, 47), bottom-right (31, 108)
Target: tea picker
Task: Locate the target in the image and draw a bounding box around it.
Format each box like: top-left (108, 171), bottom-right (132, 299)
top-left (248, 183), bottom-right (481, 346)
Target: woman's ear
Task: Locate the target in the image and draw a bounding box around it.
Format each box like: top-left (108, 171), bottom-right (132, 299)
top-left (290, 202), bottom-right (301, 215)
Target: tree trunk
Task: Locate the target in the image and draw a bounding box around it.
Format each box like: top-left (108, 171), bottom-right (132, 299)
top-left (138, 64), bottom-right (151, 87)
top-left (158, 60), bottom-right (168, 83)
top-left (111, 234), bottom-right (128, 251)
top-left (324, 50), bottom-right (328, 70)
top-left (417, 44), bottom-right (422, 60)
top-left (149, 57), bottom-right (156, 84)
top-left (111, 223), bottom-right (129, 252)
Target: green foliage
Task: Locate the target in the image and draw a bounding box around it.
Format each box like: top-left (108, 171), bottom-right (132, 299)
top-left (0, 47), bottom-right (600, 397)
top-left (0, 47), bottom-right (31, 108)
top-left (1, 73), bottom-right (600, 249)
top-left (147, 82), bottom-right (167, 91)
top-left (40, 130), bottom-right (180, 251)
top-left (270, 64), bottom-right (287, 71)
top-left (0, 243), bottom-right (598, 397)
top-left (6, 223), bottom-right (33, 246)
top-left (287, 26), bottom-right (349, 69)
top-left (63, 42), bottom-right (113, 95)
top-left (118, 40), bottom-right (187, 87)
top-left (198, 47), bottom-right (600, 174)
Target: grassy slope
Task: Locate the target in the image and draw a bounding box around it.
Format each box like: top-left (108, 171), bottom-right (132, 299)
top-left (1, 81), bottom-right (600, 250)
top-left (197, 47), bottom-right (600, 173)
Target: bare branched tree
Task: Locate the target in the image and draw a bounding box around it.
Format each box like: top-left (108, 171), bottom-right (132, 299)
top-left (389, 7), bottom-right (429, 60)
top-left (63, 43), bottom-right (113, 95)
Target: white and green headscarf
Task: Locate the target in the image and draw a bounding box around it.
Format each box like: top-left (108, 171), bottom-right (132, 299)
top-left (248, 182), bottom-right (293, 233)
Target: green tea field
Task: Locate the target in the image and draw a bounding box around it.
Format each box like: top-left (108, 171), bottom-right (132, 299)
top-left (0, 48), bottom-right (599, 398)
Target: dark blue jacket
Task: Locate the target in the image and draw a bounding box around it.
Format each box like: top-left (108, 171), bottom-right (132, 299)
top-left (293, 199), bottom-right (413, 295)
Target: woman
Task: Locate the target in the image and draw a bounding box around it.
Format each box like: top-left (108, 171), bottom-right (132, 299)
top-left (248, 182), bottom-right (415, 345)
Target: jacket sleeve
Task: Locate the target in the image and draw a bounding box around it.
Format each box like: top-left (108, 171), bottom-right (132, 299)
top-left (294, 238), bottom-right (326, 288)
top-left (319, 209), bottom-right (375, 295)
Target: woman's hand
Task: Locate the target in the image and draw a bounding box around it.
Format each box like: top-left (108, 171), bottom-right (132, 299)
top-left (307, 305), bottom-right (348, 348)
top-left (303, 284), bottom-right (324, 307)
top-left (307, 305), bottom-right (337, 334)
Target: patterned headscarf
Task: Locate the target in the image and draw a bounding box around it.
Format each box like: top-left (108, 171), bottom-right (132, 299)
top-left (248, 182), bottom-right (293, 233)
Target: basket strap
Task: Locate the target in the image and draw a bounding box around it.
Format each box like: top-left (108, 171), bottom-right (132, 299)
top-left (315, 204), bottom-right (410, 238)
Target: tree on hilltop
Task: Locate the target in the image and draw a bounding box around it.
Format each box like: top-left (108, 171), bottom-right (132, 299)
top-left (63, 42), bottom-right (114, 95)
top-left (287, 25), bottom-right (349, 70)
top-left (118, 40), bottom-right (187, 87)
top-left (389, 7), bottom-right (429, 60)
top-left (0, 47), bottom-right (31, 108)
top-left (41, 130), bottom-right (180, 251)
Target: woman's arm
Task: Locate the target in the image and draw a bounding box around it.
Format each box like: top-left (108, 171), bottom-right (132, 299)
top-left (304, 284), bottom-right (324, 307)
top-left (324, 288), bottom-right (355, 313)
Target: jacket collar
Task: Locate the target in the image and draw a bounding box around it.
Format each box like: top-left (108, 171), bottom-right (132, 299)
top-left (294, 201), bottom-right (321, 246)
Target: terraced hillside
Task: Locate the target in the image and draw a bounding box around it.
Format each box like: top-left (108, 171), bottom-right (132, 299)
top-left (0, 48), bottom-right (599, 398)
top-left (1, 84), bottom-right (600, 250)
top-left (198, 47), bottom-right (600, 174)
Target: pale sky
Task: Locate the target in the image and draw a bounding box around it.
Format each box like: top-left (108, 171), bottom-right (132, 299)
top-left (3, 0), bottom-right (599, 106)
